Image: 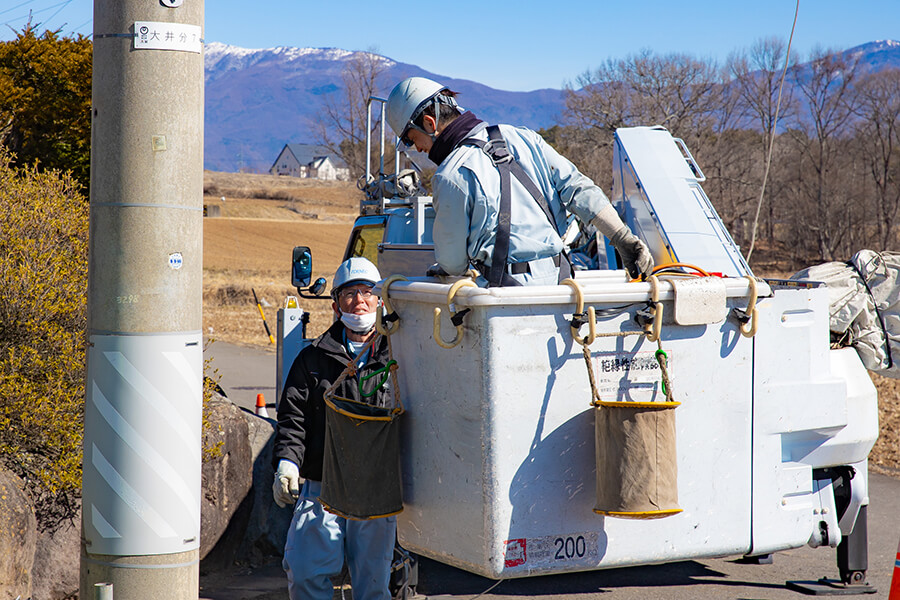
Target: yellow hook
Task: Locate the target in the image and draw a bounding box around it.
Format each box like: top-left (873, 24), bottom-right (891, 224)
top-left (433, 279), bottom-right (477, 349)
top-left (739, 276), bottom-right (759, 338)
top-left (562, 278), bottom-right (596, 346)
top-left (376, 275), bottom-right (408, 336)
top-left (645, 275), bottom-right (664, 343)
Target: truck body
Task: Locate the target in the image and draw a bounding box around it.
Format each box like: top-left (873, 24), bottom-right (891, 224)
top-left (277, 123), bottom-right (879, 584)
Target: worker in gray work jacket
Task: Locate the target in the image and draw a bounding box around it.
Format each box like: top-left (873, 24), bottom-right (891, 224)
top-left (385, 76), bottom-right (653, 286)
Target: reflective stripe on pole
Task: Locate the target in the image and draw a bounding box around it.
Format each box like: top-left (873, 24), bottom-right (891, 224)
top-left (83, 334), bottom-right (202, 555)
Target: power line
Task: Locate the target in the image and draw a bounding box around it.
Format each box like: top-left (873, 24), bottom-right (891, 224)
top-left (71, 17), bottom-right (92, 35)
top-left (42, 0), bottom-right (73, 27)
top-left (0, 1), bottom-right (37, 18)
top-left (1, 0), bottom-right (75, 31)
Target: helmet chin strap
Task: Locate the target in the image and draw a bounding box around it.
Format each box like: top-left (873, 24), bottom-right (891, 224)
top-left (431, 97), bottom-right (441, 135)
top-left (421, 94), bottom-right (460, 141)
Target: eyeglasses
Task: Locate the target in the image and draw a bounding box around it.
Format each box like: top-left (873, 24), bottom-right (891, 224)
top-left (399, 122), bottom-right (429, 148)
top-left (399, 127), bottom-right (415, 148)
top-left (338, 287), bottom-right (375, 301)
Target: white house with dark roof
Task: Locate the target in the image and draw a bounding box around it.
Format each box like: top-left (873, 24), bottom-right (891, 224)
top-left (269, 143), bottom-right (349, 181)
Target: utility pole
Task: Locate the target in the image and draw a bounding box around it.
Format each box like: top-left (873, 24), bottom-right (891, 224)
top-left (82, 1), bottom-right (204, 598)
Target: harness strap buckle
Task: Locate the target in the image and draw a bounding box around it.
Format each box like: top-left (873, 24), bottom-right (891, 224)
top-left (482, 138), bottom-right (513, 165)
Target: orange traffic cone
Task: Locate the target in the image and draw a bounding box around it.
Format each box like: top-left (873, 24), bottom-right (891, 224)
top-left (255, 393), bottom-right (269, 418)
top-left (890, 536), bottom-right (900, 599)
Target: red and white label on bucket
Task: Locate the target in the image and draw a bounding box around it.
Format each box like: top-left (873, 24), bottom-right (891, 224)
top-left (504, 532), bottom-right (599, 569)
top-left (590, 350), bottom-right (670, 402)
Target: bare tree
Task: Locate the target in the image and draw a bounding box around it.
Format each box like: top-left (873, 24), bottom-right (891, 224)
top-left (728, 37), bottom-right (797, 251)
top-left (311, 48), bottom-right (391, 182)
top-left (854, 68), bottom-right (900, 249)
top-left (785, 47), bottom-right (862, 261)
top-left (563, 68), bottom-right (634, 136)
top-left (560, 51), bottom-right (722, 189)
top-left (730, 38), bottom-right (797, 139)
top-left (563, 50), bottom-right (722, 138)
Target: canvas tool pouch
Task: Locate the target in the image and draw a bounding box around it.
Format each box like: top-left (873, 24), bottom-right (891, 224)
top-left (593, 400), bottom-right (681, 519)
top-left (319, 339), bottom-right (404, 520)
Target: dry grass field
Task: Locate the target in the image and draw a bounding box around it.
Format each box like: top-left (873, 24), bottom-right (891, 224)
top-left (202, 171), bottom-right (357, 349)
top-left (200, 170), bottom-right (899, 474)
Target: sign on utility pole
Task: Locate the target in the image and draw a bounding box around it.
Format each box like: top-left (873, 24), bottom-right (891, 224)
top-left (83, 1), bottom-right (204, 598)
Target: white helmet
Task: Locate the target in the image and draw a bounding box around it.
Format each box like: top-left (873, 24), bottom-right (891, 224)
top-left (332, 257), bottom-right (381, 297)
top-left (386, 76), bottom-right (451, 139)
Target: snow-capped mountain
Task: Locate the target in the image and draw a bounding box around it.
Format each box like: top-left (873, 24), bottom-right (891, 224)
top-left (203, 42), bottom-right (565, 172)
top-left (842, 39), bottom-right (900, 73)
top-left (203, 41), bottom-right (900, 173)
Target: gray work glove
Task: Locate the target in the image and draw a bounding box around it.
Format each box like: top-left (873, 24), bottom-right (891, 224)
top-left (273, 459), bottom-right (300, 508)
top-left (609, 228), bottom-right (654, 279)
top-left (591, 204), bottom-right (654, 279)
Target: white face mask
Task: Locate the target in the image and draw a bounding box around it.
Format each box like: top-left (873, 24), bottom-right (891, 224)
top-left (340, 311), bottom-right (377, 334)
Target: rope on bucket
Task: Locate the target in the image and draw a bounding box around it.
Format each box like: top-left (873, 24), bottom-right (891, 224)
top-left (563, 277), bottom-right (682, 519)
top-left (562, 277), bottom-right (673, 403)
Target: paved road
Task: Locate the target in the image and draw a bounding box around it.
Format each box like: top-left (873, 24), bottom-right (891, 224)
top-left (201, 341), bottom-right (900, 599)
top-left (204, 339), bottom-right (277, 414)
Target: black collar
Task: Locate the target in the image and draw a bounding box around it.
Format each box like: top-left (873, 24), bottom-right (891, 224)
top-left (428, 111), bottom-right (483, 165)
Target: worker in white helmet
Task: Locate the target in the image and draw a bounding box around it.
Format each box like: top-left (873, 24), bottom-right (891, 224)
top-left (385, 76), bottom-right (653, 286)
top-left (272, 257), bottom-right (396, 600)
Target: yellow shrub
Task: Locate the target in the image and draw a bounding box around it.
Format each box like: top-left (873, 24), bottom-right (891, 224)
top-left (0, 152), bottom-right (87, 528)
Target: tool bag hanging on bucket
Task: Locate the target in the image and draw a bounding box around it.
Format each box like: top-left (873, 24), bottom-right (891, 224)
top-left (593, 396), bottom-right (681, 519)
top-left (319, 334), bottom-right (404, 520)
top-left (567, 277), bottom-right (682, 519)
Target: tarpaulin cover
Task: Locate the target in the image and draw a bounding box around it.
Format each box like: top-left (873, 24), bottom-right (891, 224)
top-left (594, 403), bottom-right (681, 518)
top-left (791, 250), bottom-right (900, 378)
top-left (319, 395), bottom-right (403, 520)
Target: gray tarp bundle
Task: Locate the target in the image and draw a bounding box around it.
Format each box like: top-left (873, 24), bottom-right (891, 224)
top-left (791, 249), bottom-right (900, 377)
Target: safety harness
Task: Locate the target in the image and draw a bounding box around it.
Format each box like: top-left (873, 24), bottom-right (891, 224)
top-left (463, 125), bottom-right (572, 287)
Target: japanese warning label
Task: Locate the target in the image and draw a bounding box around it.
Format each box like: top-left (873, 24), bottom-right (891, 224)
top-left (134, 22), bottom-right (202, 53)
top-left (504, 532), bottom-right (599, 569)
top-left (591, 350), bottom-right (671, 403)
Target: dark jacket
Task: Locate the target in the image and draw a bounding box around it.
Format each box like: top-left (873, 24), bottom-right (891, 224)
top-left (273, 320), bottom-right (392, 482)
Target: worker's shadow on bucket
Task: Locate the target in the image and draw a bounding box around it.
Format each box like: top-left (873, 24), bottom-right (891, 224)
top-left (506, 335), bottom-right (608, 561)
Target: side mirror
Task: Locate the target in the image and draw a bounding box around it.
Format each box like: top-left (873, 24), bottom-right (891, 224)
top-left (309, 277), bottom-right (327, 296)
top-left (292, 246), bottom-right (312, 289)
top-left (291, 246), bottom-right (330, 299)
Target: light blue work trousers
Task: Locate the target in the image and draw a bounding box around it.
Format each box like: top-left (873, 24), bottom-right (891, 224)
top-left (283, 479), bottom-right (396, 600)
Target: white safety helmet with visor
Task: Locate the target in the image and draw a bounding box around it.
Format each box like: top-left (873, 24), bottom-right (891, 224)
top-left (386, 76), bottom-right (460, 148)
top-left (332, 257), bottom-right (382, 334)
top-left (332, 256), bottom-right (381, 300)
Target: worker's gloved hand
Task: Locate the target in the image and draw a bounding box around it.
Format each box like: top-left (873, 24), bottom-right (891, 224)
top-left (609, 227), bottom-right (654, 279)
top-left (425, 263), bottom-right (449, 278)
top-left (273, 459), bottom-right (300, 508)
top-left (591, 205), bottom-right (654, 279)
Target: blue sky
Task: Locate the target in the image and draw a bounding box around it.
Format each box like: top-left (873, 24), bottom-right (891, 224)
top-left (2, 0), bottom-right (898, 91)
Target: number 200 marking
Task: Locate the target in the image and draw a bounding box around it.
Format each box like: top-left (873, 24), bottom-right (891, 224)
top-left (554, 535), bottom-right (586, 560)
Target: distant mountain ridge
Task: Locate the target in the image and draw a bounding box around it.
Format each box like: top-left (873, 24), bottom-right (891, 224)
top-left (203, 42), bottom-right (565, 172)
top-left (203, 40), bottom-right (900, 173)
